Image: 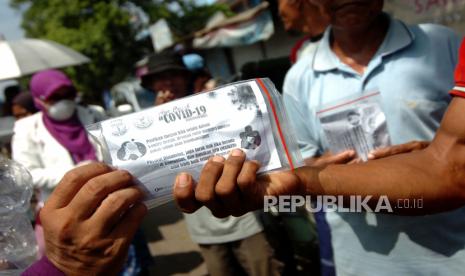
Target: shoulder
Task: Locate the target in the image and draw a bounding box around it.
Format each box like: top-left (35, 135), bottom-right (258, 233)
top-left (285, 54), bottom-right (315, 84)
top-left (290, 36), bottom-right (310, 63)
top-left (12, 112), bottom-right (43, 143)
top-left (410, 22), bottom-right (462, 64)
top-left (298, 41), bottom-right (319, 60)
top-left (14, 112), bottom-right (41, 131)
top-left (417, 23), bottom-right (458, 37)
top-left (409, 22), bottom-right (461, 45)
top-left (283, 53), bottom-right (316, 97)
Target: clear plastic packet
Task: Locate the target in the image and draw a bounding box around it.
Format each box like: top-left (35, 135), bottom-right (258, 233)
top-left (0, 157), bottom-right (38, 274)
top-left (87, 78), bottom-right (303, 209)
top-left (316, 91), bottom-right (391, 161)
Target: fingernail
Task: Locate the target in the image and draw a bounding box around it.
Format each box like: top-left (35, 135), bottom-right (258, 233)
top-left (230, 149), bottom-right (244, 157)
top-left (367, 153), bottom-right (375, 160)
top-left (177, 173), bottom-right (189, 188)
top-left (211, 155), bottom-right (225, 163)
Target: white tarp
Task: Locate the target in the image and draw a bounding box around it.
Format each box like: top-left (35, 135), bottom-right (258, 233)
top-left (384, 0), bottom-right (465, 34)
top-left (193, 3), bottom-right (274, 49)
top-left (149, 19), bottom-right (174, 53)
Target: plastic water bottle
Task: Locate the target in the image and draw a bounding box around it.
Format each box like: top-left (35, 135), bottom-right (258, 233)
top-left (0, 157), bottom-right (37, 275)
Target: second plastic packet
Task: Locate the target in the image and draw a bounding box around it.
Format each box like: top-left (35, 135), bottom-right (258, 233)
top-left (316, 91), bottom-right (391, 161)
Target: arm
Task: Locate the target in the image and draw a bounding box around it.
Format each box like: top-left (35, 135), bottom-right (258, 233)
top-left (174, 38), bottom-right (465, 216)
top-left (174, 97), bottom-right (465, 216)
top-left (309, 96), bottom-right (465, 214)
top-left (11, 117), bottom-right (74, 189)
top-left (311, 37), bottom-right (465, 213)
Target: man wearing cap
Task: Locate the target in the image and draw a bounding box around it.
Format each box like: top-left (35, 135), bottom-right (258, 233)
top-left (174, 37), bottom-right (465, 274)
top-left (176, 36), bottom-right (465, 210)
top-left (139, 52), bottom-right (192, 106)
top-left (139, 52), bottom-right (283, 276)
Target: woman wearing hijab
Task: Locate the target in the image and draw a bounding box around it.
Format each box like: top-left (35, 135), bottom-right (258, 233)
top-left (12, 69), bottom-right (106, 204)
top-left (12, 70), bottom-right (153, 274)
top-left (11, 70), bottom-right (106, 257)
top-left (12, 70), bottom-right (104, 254)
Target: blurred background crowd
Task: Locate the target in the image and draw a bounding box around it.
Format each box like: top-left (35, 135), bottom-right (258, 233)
top-left (1, 0), bottom-right (465, 275)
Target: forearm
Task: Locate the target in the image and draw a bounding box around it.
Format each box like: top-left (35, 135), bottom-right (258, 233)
top-left (297, 140), bottom-right (465, 215)
top-left (297, 98), bottom-right (465, 215)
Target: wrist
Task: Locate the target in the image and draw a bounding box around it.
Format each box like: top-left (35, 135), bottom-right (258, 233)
top-left (294, 165), bottom-right (323, 196)
top-left (46, 251), bottom-right (88, 276)
top-left (45, 253), bottom-right (70, 276)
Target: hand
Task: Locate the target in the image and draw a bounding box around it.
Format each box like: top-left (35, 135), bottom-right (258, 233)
top-left (305, 150), bottom-right (357, 167)
top-left (173, 149), bottom-right (306, 218)
top-left (368, 141), bottom-right (430, 160)
top-left (40, 163), bottom-right (147, 276)
top-left (155, 90), bottom-right (176, 106)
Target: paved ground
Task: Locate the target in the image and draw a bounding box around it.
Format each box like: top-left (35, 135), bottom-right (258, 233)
top-left (140, 201), bottom-right (208, 276)
top-left (139, 202), bottom-right (321, 276)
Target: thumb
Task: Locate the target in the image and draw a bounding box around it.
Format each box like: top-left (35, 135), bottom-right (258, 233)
top-left (173, 173), bottom-right (201, 213)
top-left (330, 150), bottom-right (356, 164)
top-left (368, 145), bottom-right (403, 160)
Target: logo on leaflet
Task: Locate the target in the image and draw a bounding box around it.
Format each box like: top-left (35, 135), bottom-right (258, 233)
top-left (110, 119), bottom-right (128, 136)
top-left (116, 139), bottom-right (147, 161)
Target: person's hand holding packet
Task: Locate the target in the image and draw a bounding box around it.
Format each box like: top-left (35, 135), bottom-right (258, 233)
top-left (39, 163), bottom-right (147, 275)
top-left (173, 149), bottom-right (305, 218)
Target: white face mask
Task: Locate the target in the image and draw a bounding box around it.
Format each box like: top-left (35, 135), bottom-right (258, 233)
top-left (47, 100), bottom-right (76, 121)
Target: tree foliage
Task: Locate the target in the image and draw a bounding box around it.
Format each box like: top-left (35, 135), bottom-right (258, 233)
top-left (10, 0), bottom-right (231, 102)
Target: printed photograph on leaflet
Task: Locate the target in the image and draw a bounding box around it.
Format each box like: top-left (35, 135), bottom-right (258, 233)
top-left (98, 80), bottom-right (282, 200)
top-left (317, 92), bottom-right (391, 161)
